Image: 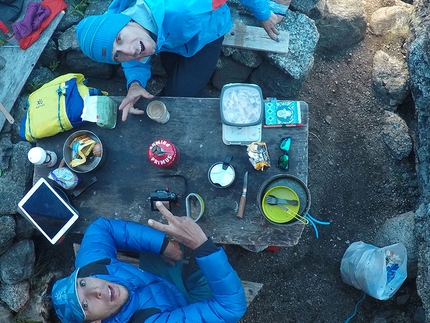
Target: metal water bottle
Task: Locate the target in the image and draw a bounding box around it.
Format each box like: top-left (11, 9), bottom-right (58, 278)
top-left (28, 147), bottom-right (58, 167)
top-left (147, 139), bottom-right (180, 168)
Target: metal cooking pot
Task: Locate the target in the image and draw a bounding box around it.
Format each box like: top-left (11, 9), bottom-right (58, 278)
top-left (63, 130), bottom-right (106, 173)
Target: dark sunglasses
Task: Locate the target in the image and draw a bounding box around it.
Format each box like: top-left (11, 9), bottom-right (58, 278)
top-left (277, 137), bottom-right (291, 170)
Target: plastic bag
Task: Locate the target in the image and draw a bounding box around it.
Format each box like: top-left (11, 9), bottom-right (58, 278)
top-left (340, 241), bottom-right (407, 300)
top-left (81, 96), bottom-right (117, 129)
top-left (48, 167), bottom-right (80, 190)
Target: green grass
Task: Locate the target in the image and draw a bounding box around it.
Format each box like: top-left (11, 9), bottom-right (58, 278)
top-left (69, 0), bottom-right (91, 16)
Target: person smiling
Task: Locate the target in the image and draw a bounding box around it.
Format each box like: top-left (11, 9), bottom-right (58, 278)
top-left (75, 0), bottom-right (284, 121)
top-left (51, 202), bottom-right (246, 323)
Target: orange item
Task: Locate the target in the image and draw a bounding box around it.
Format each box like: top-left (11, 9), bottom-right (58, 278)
top-left (265, 246), bottom-right (281, 252)
top-left (19, 0), bottom-right (67, 50)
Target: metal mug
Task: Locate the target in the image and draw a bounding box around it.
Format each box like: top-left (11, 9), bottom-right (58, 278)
top-left (208, 155), bottom-right (235, 188)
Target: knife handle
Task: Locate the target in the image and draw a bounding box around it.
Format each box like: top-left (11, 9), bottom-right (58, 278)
top-left (236, 195), bottom-right (246, 219)
top-left (0, 102), bottom-right (14, 124)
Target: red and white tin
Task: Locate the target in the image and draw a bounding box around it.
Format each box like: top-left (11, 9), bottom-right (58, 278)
top-left (147, 139), bottom-right (180, 168)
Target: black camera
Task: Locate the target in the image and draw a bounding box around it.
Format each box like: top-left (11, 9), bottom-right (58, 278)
top-left (149, 189), bottom-right (178, 210)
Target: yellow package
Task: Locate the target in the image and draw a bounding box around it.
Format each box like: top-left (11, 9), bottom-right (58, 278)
top-left (247, 142), bottom-right (270, 171)
top-left (69, 135), bottom-right (96, 167)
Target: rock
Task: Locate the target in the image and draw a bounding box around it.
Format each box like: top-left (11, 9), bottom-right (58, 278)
top-left (250, 60), bottom-right (305, 98)
top-left (0, 302), bottom-right (13, 323)
top-left (396, 293), bottom-right (411, 305)
top-left (407, 0), bottom-right (430, 203)
top-left (231, 49), bottom-right (263, 69)
top-left (0, 239), bottom-right (35, 284)
top-left (290, 0), bottom-right (319, 13)
top-left (38, 39), bottom-right (59, 70)
top-left (372, 50), bottom-right (410, 107)
top-left (369, 5), bottom-right (413, 36)
top-left (0, 280), bottom-right (31, 312)
top-left (25, 67), bottom-right (55, 93)
top-left (15, 215), bottom-right (35, 240)
top-left (0, 216), bottom-right (15, 255)
top-left (19, 271), bottom-right (63, 323)
top-left (0, 140), bottom-right (33, 215)
top-left (374, 211), bottom-right (417, 277)
top-left (57, 25), bottom-right (80, 52)
top-left (266, 10), bottom-right (318, 81)
top-left (381, 111), bottom-right (412, 160)
top-left (212, 56), bottom-right (254, 89)
top-left (314, 0), bottom-right (367, 54)
top-left (65, 51), bottom-right (113, 78)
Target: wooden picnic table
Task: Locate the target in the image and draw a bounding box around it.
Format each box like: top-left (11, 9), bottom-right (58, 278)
top-left (34, 96), bottom-right (308, 247)
top-left (0, 0), bottom-right (65, 130)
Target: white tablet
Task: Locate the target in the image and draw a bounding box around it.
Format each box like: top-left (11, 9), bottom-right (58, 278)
top-left (17, 178), bottom-right (79, 244)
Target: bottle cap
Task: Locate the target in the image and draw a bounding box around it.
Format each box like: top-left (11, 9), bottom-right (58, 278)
top-left (28, 147), bottom-right (47, 165)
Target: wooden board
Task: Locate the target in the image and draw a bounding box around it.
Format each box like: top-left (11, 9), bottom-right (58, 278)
top-left (222, 24), bottom-right (289, 54)
top-left (73, 243), bottom-right (263, 307)
top-left (0, 1), bottom-right (65, 131)
top-left (34, 97), bottom-right (308, 247)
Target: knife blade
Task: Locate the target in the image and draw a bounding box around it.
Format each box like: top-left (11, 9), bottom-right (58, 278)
top-left (236, 171), bottom-right (248, 219)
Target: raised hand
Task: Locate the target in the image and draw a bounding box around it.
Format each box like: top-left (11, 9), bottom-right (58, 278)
top-left (148, 202), bottom-right (207, 250)
top-left (118, 82), bottom-right (154, 121)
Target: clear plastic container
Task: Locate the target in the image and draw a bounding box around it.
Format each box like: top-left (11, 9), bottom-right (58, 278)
top-left (220, 83), bottom-right (263, 127)
top-left (0, 21), bottom-right (18, 46)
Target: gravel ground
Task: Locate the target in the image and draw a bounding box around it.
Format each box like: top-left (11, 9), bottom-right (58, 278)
top-left (32, 1), bottom-right (422, 322)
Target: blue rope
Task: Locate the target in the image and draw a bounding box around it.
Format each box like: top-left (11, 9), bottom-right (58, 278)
top-left (344, 292), bottom-right (366, 323)
top-left (304, 213), bottom-right (330, 238)
top-left (307, 213), bottom-right (331, 225)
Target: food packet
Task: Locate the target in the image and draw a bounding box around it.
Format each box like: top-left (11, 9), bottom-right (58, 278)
top-left (247, 142), bottom-right (270, 171)
top-left (81, 96), bottom-right (117, 129)
top-left (48, 167), bottom-right (80, 190)
top-left (69, 135), bottom-right (96, 167)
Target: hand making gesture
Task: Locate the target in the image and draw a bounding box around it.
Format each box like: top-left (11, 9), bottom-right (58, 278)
top-left (119, 82), bottom-right (154, 121)
top-left (148, 201), bottom-right (208, 250)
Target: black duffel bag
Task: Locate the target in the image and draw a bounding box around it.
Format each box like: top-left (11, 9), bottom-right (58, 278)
top-left (0, 0), bottom-right (24, 23)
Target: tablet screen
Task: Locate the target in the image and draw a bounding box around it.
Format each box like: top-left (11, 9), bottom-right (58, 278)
top-left (18, 178), bottom-right (79, 244)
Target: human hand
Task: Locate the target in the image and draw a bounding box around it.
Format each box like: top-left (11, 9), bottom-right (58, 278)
top-left (260, 12), bottom-right (284, 41)
top-left (118, 82), bottom-right (154, 121)
top-left (161, 240), bottom-right (182, 266)
top-left (148, 202), bottom-right (207, 250)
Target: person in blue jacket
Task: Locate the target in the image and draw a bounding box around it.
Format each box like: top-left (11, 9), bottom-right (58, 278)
top-left (75, 0), bottom-right (285, 121)
top-left (51, 201), bottom-right (247, 323)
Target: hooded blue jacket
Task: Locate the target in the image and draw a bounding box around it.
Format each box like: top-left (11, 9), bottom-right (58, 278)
top-left (75, 218), bottom-right (246, 323)
top-left (105, 0), bottom-right (271, 89)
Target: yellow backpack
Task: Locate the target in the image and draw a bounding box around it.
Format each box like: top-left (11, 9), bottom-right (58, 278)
top-left (20, 73), bottom-right (107, 142)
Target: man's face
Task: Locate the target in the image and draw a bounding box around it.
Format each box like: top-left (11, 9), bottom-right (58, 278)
top-left (76, 277), bottom-right (129, 322)
top-left (112, 21), bottom-right (156, 63)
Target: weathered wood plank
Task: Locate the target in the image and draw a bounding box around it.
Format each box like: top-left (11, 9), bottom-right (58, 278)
top-left (35, 97), bottom-right (308, 247)
top-left (223, 24), bottom-right (289, 54)
top-left (73, 243), bottom-right (263, 307)
top-left (0, 0), bottom-right (64, 131)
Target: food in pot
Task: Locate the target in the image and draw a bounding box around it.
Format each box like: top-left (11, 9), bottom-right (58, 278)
top-left (222, 85), bottom-right (262, 125)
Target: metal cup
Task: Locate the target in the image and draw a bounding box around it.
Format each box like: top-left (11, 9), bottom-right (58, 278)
top-left (146, 100), bottom-right (170, 124)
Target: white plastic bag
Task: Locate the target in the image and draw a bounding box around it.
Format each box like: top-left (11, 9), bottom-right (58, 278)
top-left (340, 241), bottom-right (407, 300)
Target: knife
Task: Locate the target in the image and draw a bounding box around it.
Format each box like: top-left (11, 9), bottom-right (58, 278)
top-left (236, 171), bottom-right (248, 219)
